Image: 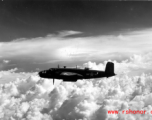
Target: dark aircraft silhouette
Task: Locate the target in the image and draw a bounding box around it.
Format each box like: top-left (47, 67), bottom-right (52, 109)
top-left (39, 62), bottom-right (115, 84)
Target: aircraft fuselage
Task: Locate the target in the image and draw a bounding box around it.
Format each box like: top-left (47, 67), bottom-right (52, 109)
top-left (39, 68), bottom-right (106, 80)
top-left (39, 62), bottom-right (115, 83)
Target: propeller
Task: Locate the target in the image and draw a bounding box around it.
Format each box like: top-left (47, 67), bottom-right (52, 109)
top-left (53, 65), bottom-right (59, 84)
top-left (51, 68), bottom-right (55, 85)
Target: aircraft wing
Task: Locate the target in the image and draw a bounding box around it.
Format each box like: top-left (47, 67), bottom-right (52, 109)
top-left (61, 72), bottom-right (83, 76)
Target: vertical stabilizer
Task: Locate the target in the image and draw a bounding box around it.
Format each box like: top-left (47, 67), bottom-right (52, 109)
top-left (105, 62), bottom-right (115, 77)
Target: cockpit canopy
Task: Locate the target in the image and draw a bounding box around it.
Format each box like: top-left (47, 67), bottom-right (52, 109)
top-left (42, 70), bottom-right (47, 73)
top-left (49, 68), bottom-right (55, 71)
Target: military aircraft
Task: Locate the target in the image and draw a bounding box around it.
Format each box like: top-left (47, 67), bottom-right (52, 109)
top-left (39, 62), bottom-right (115, 84)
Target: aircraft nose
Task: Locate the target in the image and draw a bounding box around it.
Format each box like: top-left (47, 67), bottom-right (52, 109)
top-left (39, 70), bottom-right (47, 78)
top-left (39, 71), bottom-right (42, 77)
top-left (39, 71), bottom-right (46, 77)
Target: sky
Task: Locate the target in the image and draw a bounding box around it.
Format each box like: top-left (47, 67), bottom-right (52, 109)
top-left (2, 1), bottom-right (152, 119)
top-left (1, 1), bottom-right (152, 71)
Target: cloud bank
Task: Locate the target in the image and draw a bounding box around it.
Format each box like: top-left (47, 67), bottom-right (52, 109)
top-left (1, 28), bottom-right (152, 119)
top-left (1, 52), bottom-right (152, 120)
top-left (1, 28), bottom-right (152, 70)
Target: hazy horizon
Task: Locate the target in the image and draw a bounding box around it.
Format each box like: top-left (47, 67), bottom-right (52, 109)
top-left (1, 1), bottom-right (152, 72)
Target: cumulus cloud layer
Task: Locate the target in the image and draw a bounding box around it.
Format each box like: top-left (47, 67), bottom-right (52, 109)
top-left (1, 53), bottom-right (152, 120)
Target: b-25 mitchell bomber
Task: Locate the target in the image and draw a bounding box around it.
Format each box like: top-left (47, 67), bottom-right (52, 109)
top-left (39, 62), bottom-right (115, 84)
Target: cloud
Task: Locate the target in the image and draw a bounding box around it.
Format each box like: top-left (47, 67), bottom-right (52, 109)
top-left (3, 60), bottom-right (10, 64)
top-left (58, 30), bottom-right (83, 37)
top-left (1, 29), bottom-right (152, 119)
top-left (1, 29), bottom-right (152, 70)
top-left (1, 58), bottom-right (152, 119)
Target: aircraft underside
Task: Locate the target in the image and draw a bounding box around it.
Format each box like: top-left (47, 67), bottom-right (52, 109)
top-left (62, 79), bottom-right (77, 82)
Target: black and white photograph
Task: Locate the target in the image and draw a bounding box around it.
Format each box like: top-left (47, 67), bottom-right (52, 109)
top-left (1, 0), bottom-right (152, 120)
